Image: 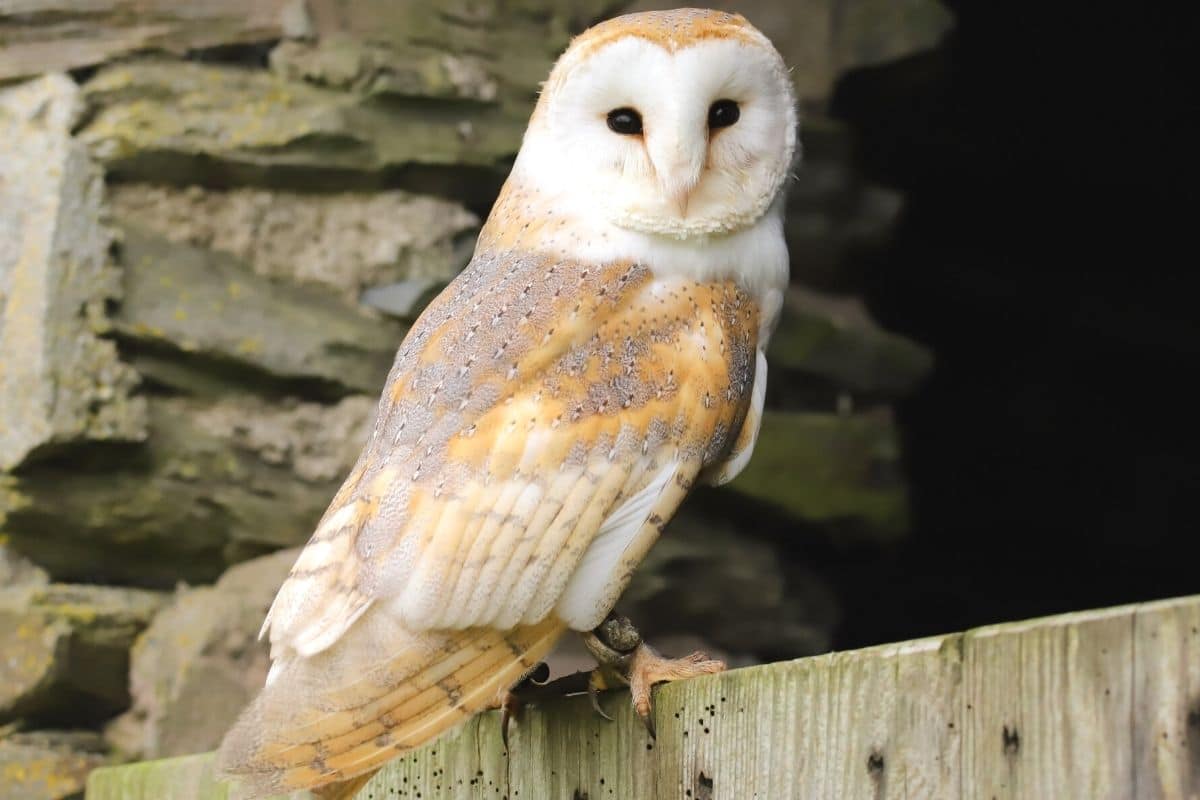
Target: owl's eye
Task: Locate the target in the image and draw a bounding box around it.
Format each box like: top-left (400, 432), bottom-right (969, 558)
top-left (606, 107), bottom-right (643, 135)
top-left (708, 99), bottom-right (740, 130)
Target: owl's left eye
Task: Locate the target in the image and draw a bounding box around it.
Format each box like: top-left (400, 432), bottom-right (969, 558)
top-left (606, 107), bottom-right (643, 135)
top-left (708, 99), bottom-right (740, 130)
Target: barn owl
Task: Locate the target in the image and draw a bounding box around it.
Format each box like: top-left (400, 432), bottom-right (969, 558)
top-left (219, 8), bottom-right (796, 798)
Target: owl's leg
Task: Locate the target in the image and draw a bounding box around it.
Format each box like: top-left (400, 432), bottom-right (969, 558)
top-left (583, 612), bottom-right (725, 738)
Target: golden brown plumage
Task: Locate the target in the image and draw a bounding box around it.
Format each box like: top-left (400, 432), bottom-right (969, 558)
top-left (219, 8), bottom-right (795, 797)
top-left (218, 248), bottom-right (759, 795)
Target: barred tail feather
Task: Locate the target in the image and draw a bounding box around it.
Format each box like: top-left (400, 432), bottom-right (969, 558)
top-left (313, 770), bottom-right (378, 800)
top-left (218, 613), bottom-right (566, 798)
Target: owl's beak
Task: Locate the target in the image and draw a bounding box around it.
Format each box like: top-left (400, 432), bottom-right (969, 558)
top-left (657, 168), bottom-right (701, 220)
top-left (648, 134), bottom-right (705, 220)
top-left (668, 187), bottom-right (692, 218)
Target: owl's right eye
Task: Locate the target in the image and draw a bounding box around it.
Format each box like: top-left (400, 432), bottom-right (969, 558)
top-left (606, 107), bottom-right (643, 135)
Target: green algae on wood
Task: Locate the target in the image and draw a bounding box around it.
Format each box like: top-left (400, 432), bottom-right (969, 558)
top-left (86, 751), bottom-right (311, 800)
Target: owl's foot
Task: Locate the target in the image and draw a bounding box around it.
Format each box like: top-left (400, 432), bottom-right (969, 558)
top-left (583, 612), bottom-right (726, 738)
top-left (627, 645), bottom-right (726, 737)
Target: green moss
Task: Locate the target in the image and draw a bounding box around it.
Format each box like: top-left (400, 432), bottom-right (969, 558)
top-left (728, 410), bottom-right (910, 540)
top-left (767, 288), bottom-right (933, 398)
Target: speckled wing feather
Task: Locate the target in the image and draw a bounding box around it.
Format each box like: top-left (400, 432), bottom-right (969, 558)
top-left (219, 248), bottom-right (760, 796)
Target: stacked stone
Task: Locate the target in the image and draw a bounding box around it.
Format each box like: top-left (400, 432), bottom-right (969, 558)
top-left (0, 1), bottom-right (947, 795)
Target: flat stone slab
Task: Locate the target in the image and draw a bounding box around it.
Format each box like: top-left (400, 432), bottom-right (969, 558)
top-left (111, 226), bottom-right (404, 396)
top-left (0, 584), bottom-right (165, 725)
top-left (0, 730), bottom-right (111, 800)
top-left (106, 549), bottom-right (297, 761)
top-left (726, 408), bottom-right (910, 540)
top-left (0, 1), bottom-right (289, 83)
top-left (78, 59), bottom-right (526, 187)
top-left (1, 396), bottom-right (371, 587)
top-left (0, 74), bottom-right (145, 470)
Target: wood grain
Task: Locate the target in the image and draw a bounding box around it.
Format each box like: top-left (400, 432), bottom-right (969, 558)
top-left (1132, 596), bottom-right (1200, 800)
top-left (86, 594), bottom-right (1200, 800)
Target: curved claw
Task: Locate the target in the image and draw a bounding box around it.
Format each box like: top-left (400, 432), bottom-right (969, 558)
top-left (641, 706), bottom-right (657, 739)
top-left (499, 691), bottom-right (518, 752)
top-left (628, 646), bottom-right (725, 740)
top-left (587, 671), bottom-right (614, 722)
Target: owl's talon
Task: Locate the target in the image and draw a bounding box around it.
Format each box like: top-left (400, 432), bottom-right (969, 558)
top-left (628, 645), bottom-right (725, 738)
top-left (583, 613), bottom-right (725, 737)
top-left (497, 660), bottom-right (553, 751)
top-left (640, 703), bottom-right (657, 739)
top-left (587, 670), bottom-right (614, 721)
top-left (498, 690), bottom-right (520, 751)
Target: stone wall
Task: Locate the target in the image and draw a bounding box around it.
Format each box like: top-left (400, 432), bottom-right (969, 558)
top-left (0, 1), bottom-right (946, 796)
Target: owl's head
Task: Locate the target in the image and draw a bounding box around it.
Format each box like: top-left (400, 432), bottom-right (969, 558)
top-left (516, 9), bottom-right (797, 241)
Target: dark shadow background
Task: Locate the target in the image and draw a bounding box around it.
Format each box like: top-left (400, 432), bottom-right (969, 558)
top-left (826, 3), bottom-right (1198, 648)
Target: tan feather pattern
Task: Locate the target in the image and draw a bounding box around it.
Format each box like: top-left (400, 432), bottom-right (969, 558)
top-left (217, 248), bottom-right (758, 796)
top-left (220, 244), bottom-right (760, 795)
top-left (212, 4), bottom-right (797, 793)
top-left (262, 251), bottom-right (758, 656)
top-left (220, 614), bottom-right (564, 795)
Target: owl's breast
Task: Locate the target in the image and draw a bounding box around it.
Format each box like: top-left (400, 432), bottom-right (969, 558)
top-left (329, 251), bottom-right (759, 556)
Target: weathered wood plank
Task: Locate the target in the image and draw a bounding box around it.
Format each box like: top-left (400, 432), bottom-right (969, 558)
top-left (1131, 596), bottom-right (1200, 799)
top-left (86, 595), bottom-right (1200, 800)
top-left (506, 687), bottom-right (657, 800)
top-left (85, 751), bottom-right (310, 800)
top-left (962, 605), bottom-right (1136, 800)
top-left (890, 635), bottom-right (964, 798)
top-left (357, 713), bottom-right (508, 800)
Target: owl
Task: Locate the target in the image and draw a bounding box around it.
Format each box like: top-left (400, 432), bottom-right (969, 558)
top-left (218, 9), bottom-right (797, 798)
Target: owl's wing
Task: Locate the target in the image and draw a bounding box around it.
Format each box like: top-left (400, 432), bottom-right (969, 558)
top-left (262, 254), bottom-right (761, 665)
top-left (220, 254), bottom-right (762, 796)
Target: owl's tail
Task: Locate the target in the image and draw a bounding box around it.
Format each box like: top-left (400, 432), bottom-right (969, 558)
top-left (217, 615), bottom-right (566, 799)
top-left (312, 771), bottom-right (378, 800)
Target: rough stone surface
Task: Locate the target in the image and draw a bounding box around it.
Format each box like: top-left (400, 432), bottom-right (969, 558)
top-left (78, 58), bottom-right (528, 187)
top-left (300, 0), bottom-right (624, 98)
top-left (0, 1), bottom-right (289, 83)
top-left (0, 543), bottom-right (48, 588)
top-left (0, 396), bottom-right (371, 587)
top-left (108, 185), bottom-right (477, 303)
top-left (0, 729), bottom-right (110, 800)
top-left (767, 284), bottom-right (933, 399)
top-left (627, 0), bottom-right (951, 104)
top-left (360, 278), bottom-right (444, 320)
top-left (623, 505), bottom-right (839, 659)
top-left (270, 36), bottom-right (501, 102)
top-left (782, 115), bottom-right (910, 292)
top-left (105, 549), bottom-right (297, 761)
top-left (0, 74), bottom-right (146, 471)
top-left (831, 0), bottom-right (953, 77)
top-left (0, 585), bottom-right (165, 726)
top-left (727, 409), bottom-right (910, 541)
top-left (73, 0), bottom-right (627, 190)
top-left (111, 225), bottom-right (404, 396)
